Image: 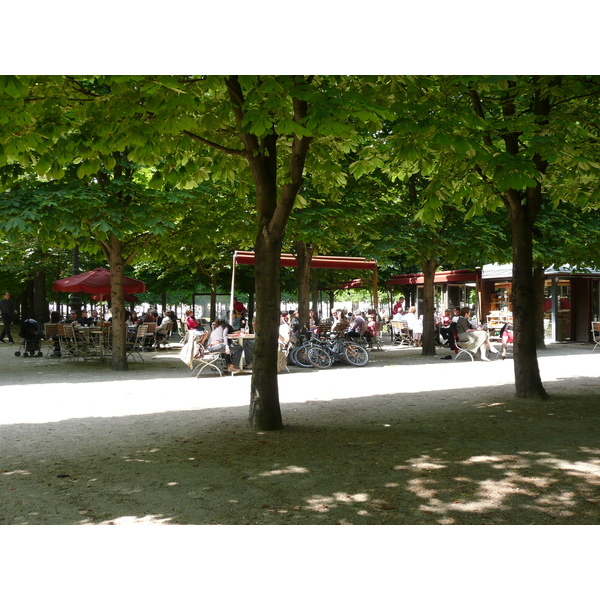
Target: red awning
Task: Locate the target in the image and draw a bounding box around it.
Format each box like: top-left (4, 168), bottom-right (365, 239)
top-left (387, 269), bottom-right (479, 286)
top-left (319, 278), bottom-right (368, 291)
top-left (234, 250), bottom-right (377, 271)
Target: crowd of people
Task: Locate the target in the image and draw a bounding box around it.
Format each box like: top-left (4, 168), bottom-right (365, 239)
top-left (3, 286), bottom-right (503, 364)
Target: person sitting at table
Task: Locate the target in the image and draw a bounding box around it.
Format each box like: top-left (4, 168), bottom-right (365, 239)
top-left (437, 309), bottom-right (453, 345)
top-left (66, 310), bottom-right (82, 327)
top-left (89, 309), bottom-right (100, 325)
top-left (456, 307), bottom-right (498, 361)
top-left (347, 311), bottom-right (367, 343)
top-left (206, 319), bottom-right (242, 373)
top-left (185, 309), bottom-right (209, 345)
top-left (365, 313), bottom-right (377, 348)
top-left (126, 310), bottom-right (138, 328)
top-left (140, 308), bottom-right (158, 324)
top-left (156, 310), bottom-right (176, 343)
top-left (46, 311), bottom-right (62, 355)
top-left (79, 309), bottom-right (93, 326)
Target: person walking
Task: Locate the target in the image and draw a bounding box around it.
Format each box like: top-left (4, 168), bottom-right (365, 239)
top-left (0, 291), bottom-right (17, 343)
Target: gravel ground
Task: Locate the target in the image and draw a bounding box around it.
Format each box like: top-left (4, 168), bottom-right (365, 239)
top-left (2, 333), bottom-right (597, 597)
top-left (1, 334), bottom-right (599, 527)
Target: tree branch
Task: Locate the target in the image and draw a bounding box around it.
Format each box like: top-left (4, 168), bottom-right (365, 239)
top-left (181, 129), bottom-right (246, 156)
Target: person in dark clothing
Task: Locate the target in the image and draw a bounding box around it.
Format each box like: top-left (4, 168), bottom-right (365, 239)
top-left (0, 291), bottom-right (16, 343)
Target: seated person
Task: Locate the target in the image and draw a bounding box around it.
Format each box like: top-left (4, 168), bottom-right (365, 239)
top-left (206, 319), bottom-right (243, 373)
top-left (278, 314), bottom-right (291, 345)
top-left (79, 309), bottom-right (93, 326)
top-left (500, 322), bottom-right (514, 359)
top-left (66, 310), bottom-right (82, 327)
top-left (185, 310), bottom-right (209, 345)
top-left (89, 309), bottom-right (100, 325)
top-left (47, 311), bottom-right (62, 355)
top-left (126, 310), bottom-right (138, 328)
top-left (365, 314), bottom-right (377, 348)
top-left (347, 312), bottom-right (368, 343)
top-left (156, 310), bottom-right (176, 342)
top-left (456, 307), bottom-right (498, 361)
top-left (438, 309), bottom-right (453, 344)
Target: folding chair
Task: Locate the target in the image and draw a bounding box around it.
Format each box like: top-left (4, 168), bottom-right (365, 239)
top-left (450, 324), bottom-right (478, 361)
top-left (592, 322), bottom-right (600, 351)
top-left (191, 344), bottom-right (225, 377)
top-left (368, 321), bottom-right (383, 350)
top-left (43, 323), bottom-right (60, 358)
top-left (392, 320), bottom-right (411, 346)
top-left (127, 325), bottom-right (148, 362)
top-left (155, 321), bottom-right (174, 350)
top-left (61, 324), bottom-right (87, 362)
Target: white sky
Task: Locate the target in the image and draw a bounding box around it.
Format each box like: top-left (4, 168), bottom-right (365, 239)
top-left (3, 1), bottom-right (597, 74)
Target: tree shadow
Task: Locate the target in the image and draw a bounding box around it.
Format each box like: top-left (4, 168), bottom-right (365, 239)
top-left (1, 386), bottom-right (599, 525)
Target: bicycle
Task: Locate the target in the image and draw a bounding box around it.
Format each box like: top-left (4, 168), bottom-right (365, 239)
top-left (307, 332), bottom-right (369, 369)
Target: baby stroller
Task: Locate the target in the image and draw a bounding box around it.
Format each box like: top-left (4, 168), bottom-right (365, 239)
top-left (14, 318), bottom-right (44, 357)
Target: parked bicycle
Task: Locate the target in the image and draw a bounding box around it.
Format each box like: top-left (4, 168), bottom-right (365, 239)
top-left (306, 332), bottom-right (369, 369)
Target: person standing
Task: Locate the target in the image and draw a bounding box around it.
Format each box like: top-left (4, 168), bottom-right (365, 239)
top-left (0, 291), bottom-right (17, 343)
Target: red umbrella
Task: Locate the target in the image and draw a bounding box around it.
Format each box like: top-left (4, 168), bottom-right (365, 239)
top-left (52, 268), bottom-right (146, 298)
top-left (89, 293), bottom-right (140, 303)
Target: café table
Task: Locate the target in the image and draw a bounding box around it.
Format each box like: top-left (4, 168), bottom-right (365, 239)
top-left (226, 332), bottom-right (255, 370)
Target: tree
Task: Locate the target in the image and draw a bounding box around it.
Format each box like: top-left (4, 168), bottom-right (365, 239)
top-left (362, 75), bottom-right (600, 399)
top-left (0, 75), bottom-right (389, 427)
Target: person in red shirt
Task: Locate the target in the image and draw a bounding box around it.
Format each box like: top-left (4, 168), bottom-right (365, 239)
top-left (392, 296), bottom-right (405, 316)
top-left (185, 310), bottom-right (208, 345)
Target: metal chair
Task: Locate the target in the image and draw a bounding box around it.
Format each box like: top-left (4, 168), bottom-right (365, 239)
top-left (592, 322), bottom-right (600, 351)
top-left (127, 325), bottom-right (148, 362)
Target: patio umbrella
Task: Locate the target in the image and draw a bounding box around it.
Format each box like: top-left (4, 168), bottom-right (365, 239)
top-left (89, 293), bottom-right (140, 303)
top-left (52, 268), bottom-right (146, 300)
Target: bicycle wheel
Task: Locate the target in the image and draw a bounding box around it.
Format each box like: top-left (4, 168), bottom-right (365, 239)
top-left (343, 343), bottom-right (369, 366)
top-left (290, 344), bottom-right (313, 368)
top-left (307, 346), bottom-right (333, 369)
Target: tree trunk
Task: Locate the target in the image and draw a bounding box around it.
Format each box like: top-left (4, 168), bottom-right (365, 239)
top-left (249, 232), bottom-right (283, 431)
top-left (108, 234), bottom-right (128, 371)
top-left (533, 263), bottom-right (547, 350)
top-left (421, 256), bottom-right (437, 355)
top-left (225, 75), bottom-right (311, 431)
top-left (506, 190), bottom-right (549, 399)
top-left (295, 240), bottom-right (313, 331)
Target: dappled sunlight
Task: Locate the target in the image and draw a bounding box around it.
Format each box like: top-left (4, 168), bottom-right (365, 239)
top-left (393, 454), bottom-right (448, 471)
top-left (84, 514), bottom-right (173, 525)
top-left (395, 449), bottom-right (600, 523)
top-left (259, 465), bottom-right (309, 477)
top-left (2, 469), bottom-right (30, 476)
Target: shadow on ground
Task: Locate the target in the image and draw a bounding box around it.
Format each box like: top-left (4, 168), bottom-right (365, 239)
top-left (2, 383), bottom-right (599, 525)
